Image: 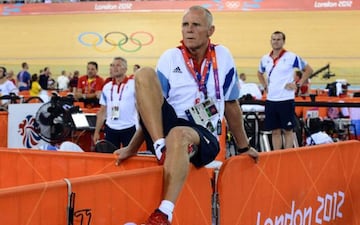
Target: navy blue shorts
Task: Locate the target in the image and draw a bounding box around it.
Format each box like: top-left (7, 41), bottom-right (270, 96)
top-left (104, 125), bottom-right (136, 151)
top-left (140, 99), bottom-right (220, 168)
top-left (264, 99), bottom-right (296, 131)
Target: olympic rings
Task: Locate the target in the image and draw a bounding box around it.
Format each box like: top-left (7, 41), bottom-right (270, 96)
top-left (93, 37), bottom-right (117, 53)
top-left (118, 38), bottom-right (142, 53)
top-left (104, 32), bottom-right (128, 46)
top-left (130, 31), bottom-right (153, 46)
top-left (78, 31), bottom-right (154, 53)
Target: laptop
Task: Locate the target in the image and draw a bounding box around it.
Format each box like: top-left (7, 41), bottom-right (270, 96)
top-left (71, 113), bottom-right (97, 130)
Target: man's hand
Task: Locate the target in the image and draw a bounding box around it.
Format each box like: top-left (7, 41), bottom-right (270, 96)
top-left (93, 132), bottom-right (100, 144)
top-left (74, 92), bottom-right (83, 101)
top-left (237, 146), bottom-right (259, 163)
top-left (245, 147), bottom-right (259, 163)
top-left (285, 82), bottom-right (297, 91)
top-left (113, 147), bottom-right (137, 166)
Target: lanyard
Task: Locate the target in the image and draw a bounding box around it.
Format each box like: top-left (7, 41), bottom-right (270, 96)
top-left (268, 49), bottom-right (287, 78)
top-left (110, 76), bottom-right (129, 102)
top-left (85, 76), bottom-right (97, 94)
top-left (179, 40), bottom-right (220, 100)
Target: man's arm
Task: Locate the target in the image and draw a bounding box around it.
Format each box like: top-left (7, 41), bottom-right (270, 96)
top-left (93, 105), bottom-right (106, 143)
top-left (299, 64), bottom-right (313, 86)
top-left (257, 71), bottom-right (267, 93)
top-left (74, 80), bottom-right (84, 100)
top-left (224, 100), bottom-right (259, 161)
top-left (224, 100), bottom-right (249, 149)
top-left (80, 91), bottom-right (98, 100)
top-left (114, 128), bottom-right (146, 166)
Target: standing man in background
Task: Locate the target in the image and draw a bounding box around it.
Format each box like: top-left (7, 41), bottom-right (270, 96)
top-left (57, 70), bottom-right (70, 91)
top-left (114, 6), bottom-right (258, 225)
top-left (93, 57), bottom-right (137, 152)
top-left (17, 62), bottom-right (31, 91)
top-left (39, 66), bottom-right (51, 90)
top-left (75, 61), bottom-right (104, 108)
top-left (257, 31), bottom-right (313, 150)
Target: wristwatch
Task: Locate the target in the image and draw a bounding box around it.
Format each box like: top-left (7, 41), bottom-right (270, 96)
top-left (237, 145), bottom-right (250, 154)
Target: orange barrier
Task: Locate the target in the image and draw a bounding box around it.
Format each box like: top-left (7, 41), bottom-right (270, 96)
top-left (0, 148), bottom-right (158, 189)
top-left (69, 166), bottom-right (212, 225)
top-left (0, 112), bottom-right (8, 147)
top-left (0, 180), bottom-right (68, 225)
top-left (2, 141), bottom-right (360, 224)
top-left (217, 140), bottom-right (360, 225)
top-left (295, 95), bottom-right (359, 119)
top-left (0, 149), bottom-right (212, 225)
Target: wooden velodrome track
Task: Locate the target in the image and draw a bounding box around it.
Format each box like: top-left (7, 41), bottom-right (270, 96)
top-left (0, 10), bottom-right (359, 86)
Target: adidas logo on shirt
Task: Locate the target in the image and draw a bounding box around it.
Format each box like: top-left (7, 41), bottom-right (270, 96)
top-left (172, 66), bottom-right (182, 73)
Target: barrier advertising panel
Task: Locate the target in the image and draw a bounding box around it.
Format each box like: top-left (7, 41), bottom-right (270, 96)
top-left (217, 140), bottom-right (360, 225)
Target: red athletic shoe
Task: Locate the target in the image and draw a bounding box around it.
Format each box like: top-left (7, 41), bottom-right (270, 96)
top-left (145, 209), bottom-right (170, 225)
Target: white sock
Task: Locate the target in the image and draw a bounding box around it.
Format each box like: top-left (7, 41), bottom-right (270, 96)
top-left (153, 138), bottom-right (165, 161)
top-left (158, 200), bottom-right (174, 222)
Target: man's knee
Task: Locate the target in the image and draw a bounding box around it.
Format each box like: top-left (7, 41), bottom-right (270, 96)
top-left (167, 127), bottom-right (197, 146)
top-left (135, 67), bottom-right (157, 84)
top-left (283, 129), bottom-right (293, 137)
top-left (272, 129), bottom-right (282, 136)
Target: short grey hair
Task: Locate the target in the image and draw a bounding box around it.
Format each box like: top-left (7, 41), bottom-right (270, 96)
top-left (113, 56), bottom-right (128, 69)
top-left (187, 5), bottom-right (213, 27)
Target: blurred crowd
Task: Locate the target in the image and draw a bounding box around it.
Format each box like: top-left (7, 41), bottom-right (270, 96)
top-left (0, 61), bottom-right (141, 110)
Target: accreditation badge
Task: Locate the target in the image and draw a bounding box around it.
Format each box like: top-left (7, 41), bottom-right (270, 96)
top-left (185, 98), bottom-right (219, 133)
top-left (111, 103), bottom-right (120, 120)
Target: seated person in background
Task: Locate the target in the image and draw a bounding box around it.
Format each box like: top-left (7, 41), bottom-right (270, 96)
top-left (305, 118), bottom-right (333, 145)
top-left (239, 81), bottom-right (264, 112)
top-left (334, 79), bottom-right (350, 97)
top-left (0, 66), bottom-right (19, 109)
top-left (294, 70), bottom-right (310, 96)
top-left (29, 73), bottom-right (42, 97)
top-left (69, 70), bottom-right (79, 93)
top-left (239, 82), bottom-right (262, 100)
top-left (7, 70), bottom-right (16, 86)
top-left (238, 72), bottom-right (246, 88)
top-left (75, 61), bottom-right (104, 108)
top-left (38, 141), bottom-right (84, 152)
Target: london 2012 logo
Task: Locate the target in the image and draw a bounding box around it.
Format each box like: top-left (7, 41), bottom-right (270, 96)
top-left (18, 115), bottom-right (42, 148)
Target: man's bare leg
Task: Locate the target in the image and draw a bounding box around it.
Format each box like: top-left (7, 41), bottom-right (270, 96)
top-left (283, 129), bottom-right (294, 149)
top-left (163, 127), bottom-right (200, 202)
top-left (135, 67), bottom-right (164, 141)
top-left (271, 129), bottom-right (283, 150)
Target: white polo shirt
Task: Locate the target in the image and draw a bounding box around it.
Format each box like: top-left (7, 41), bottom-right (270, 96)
top-left (156, 44), bottom-right (239, 135)
top-left (258, 51), bottom-right (308, 101)
top-left (0, 80), bottom-right (18, 105)
top-left (99, 76), bottom-right (138, 130)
